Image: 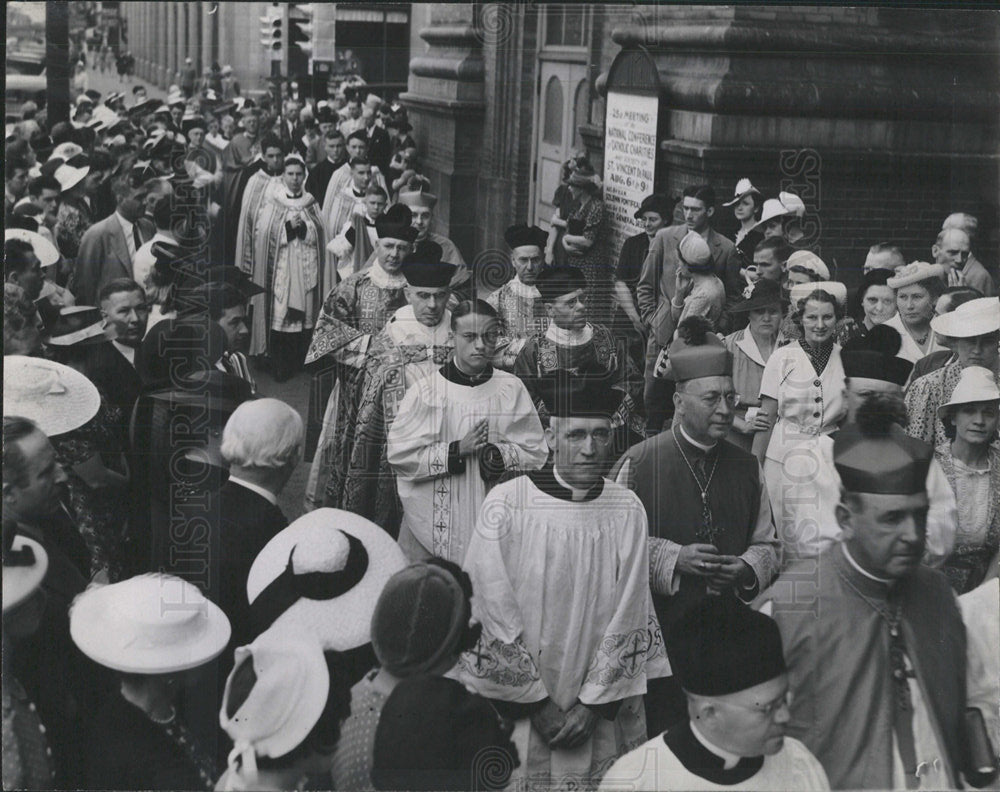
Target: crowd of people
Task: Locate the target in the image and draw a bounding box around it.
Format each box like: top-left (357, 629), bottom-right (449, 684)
top-left (3, 62), bottom-right (999, 792)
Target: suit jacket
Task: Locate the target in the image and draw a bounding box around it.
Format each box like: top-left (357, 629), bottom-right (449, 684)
top-left (306, 156), bottom-right (346, 205)
top-left (276, 119), bottom-right (307, 158)
top-left (73, 213), bottom-right (154, 304)
top-left (83, 340), bottom-right (143, 419)
top-left (636, 224), bottom-right (739, 345)
top-left (215, 480), bottom-right (288, 649)
top-left (365, 124), bottom-right (392, 175)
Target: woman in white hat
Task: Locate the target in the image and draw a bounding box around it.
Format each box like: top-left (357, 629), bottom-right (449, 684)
top-left (723, 178), bottom-right (764, 263)
top-left (884, 261), bottom-right (949, 363)
top-left (4, 354), bottom-right (128, 579)
top-left (754, 287), bottom-right (847, 563)
top-left (217, 630), bottom-right (353, 791)
top-left (70, 574), bottom-right (231, 790)
top-left (934, 366), bottom-right (1000, 594)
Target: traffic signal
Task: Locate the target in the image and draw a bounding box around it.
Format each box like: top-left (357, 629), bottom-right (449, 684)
top-left (260, 13), bottom-right (283, 51)
top-left (289, 4), bottom-right (314, 56)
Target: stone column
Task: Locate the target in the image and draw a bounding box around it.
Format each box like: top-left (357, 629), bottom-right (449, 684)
top-left (187, 1), bottom-right (200, 73)
top-left (165, 3), bottom-right (176, 86)
top-left (400, 4), bottom-right (486, 268)
top-left (202, 2), bottom-right (214, 76)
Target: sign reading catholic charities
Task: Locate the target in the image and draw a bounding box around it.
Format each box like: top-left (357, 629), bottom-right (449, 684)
top-left (603, 92), bottom-right (659, 259)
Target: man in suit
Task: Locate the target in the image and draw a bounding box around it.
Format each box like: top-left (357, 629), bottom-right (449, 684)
top-left (276, 98), bottom-right (307, 159)
top-left (363, 105), bottom-right (392, 176)
top-left (306, 129), bottom-right (348, 205)
top-left (636, 184), bottom-right (739, 435)
top-left (73, 173), bottom-right (154, 305)
top-left (85, 278), bottom-right (148, 420)
top-left (216, 398), bottom-right (300, 650)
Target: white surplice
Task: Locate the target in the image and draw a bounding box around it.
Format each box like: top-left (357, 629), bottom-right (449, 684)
top-left (387, 367), bottom-right (548, 563)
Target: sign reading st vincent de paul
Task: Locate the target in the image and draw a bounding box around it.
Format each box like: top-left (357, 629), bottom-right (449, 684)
top-left (602, 92), bottom-right (659, 260)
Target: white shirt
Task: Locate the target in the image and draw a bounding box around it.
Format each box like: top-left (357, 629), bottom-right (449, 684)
top-left (226, 475), bottom-right (278, 506)
top-left (133, 231), bottom-right (175, 290)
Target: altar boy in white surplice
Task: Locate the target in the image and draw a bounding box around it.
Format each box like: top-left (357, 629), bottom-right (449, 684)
top-left (387, 299), bottom-right (548, 564)
top-left (458, 376), bottom-right (670, 789)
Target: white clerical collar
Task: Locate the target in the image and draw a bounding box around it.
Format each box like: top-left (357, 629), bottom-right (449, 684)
top-left (111, 339), bottom-right (136, 367)
top-left (552, 466), bottom-right (592, 502)
top-left (509, 276), bottom-right (541, 299)
top-left (369, 260), bottom-right (407, 289)
top-left (227, 475), bottom-right (278, 506)
top-left (690, 722), bottom-right (742, 770)
top-left (545, 323), bottom-right (593, 347)
top-left (840, 544), bottom-right (893, 584)
top-left (678, 423), bottom-right (716, 453)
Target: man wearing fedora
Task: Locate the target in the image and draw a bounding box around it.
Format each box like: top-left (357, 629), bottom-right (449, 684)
top-left (487, 223), bottom-right (551, 371)
top-left (906, 296), bottom-right (1000, 448)
top-left (611, 319), bottom-right (779, 738)
top-left (600, 598), bottom-right (829, 791)
top-left (637, 184), bottom-right (739, 435)
top-left (72, 171), bottom-right (154, 306)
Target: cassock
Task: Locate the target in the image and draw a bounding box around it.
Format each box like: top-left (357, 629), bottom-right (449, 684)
top-left (764, 545), bottom-right (967, 790)
top-left (457, 465), bottom-right (670, 788)
top-left (486, 276), bottom-right (549, 371)
top-left (387, 360), bottom-right (548, 563)
top-left (423, 231), bottom-right (471, 299)
top-left (302, 261), bottom-right (409, 510)
top-left (338, 305), bottom-right (454, 533)
top-left (515, 322), bottom-right (644, 440)
top-left (611, 426), bottom-right (779, 633)
top-left (329, 213), bottom-right (379, 282)
top-left (248, 189), bottom-right (329, 357)
top-left (306, 155), bottom-right (347, 206)
top-left (600, 722), bottom-right (829, 791)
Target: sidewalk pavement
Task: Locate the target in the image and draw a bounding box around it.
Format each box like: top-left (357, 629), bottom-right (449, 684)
top-left (84, 61), bottom-right (165, 103)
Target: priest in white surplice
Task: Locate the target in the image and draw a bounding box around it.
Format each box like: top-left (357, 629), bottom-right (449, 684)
top-left (600, 597), bottom-right (829, 792)
top-left (458, 376), bottom-right (670, 789)
top-left (387, 299), bottom-right (548, 564)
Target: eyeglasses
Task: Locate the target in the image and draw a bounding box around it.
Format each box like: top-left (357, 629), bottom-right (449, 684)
top-left (723, 690), bottom-right (793, 718)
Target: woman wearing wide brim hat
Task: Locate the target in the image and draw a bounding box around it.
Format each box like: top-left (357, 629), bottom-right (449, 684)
top-left (882, 261), bottom-right (950, 364)
top-left (6, 352), bottom-right (131, 579)
top-left (245, 509), bottom-right (408, 684)
top-left (933, 366), bottom-right (1000, 594)
top-left (723, 278), bottom-right (785, 451)
top-left (3, 355), bottom-right (100, 438)
top-left (70, 573), bottom-right (231, 790)
top-left (723, 178), bottom-right (765, 259)
top-left (3, 522), bottom-right (56, 790)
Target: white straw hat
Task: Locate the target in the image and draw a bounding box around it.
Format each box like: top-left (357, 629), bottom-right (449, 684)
top-left (245, 509), bottom-right (407, 651)
top-left (5, 228), bottom-right (60, 268)
top-left (931, 297), bottom-right (1000, 339)
top-left (752, 198), bottom-right (793, 230)
top-left (53, 161), bottom-right (90, 193)
top-left (49, 141), bottom-right (83, 163)
top-left (786, 250), bottom-right (831, 281)
top-left (219, 630), bottom-right (329, 773)
top-left (938, 366), bottom-right (1000, 418)
top-left (3, 355), bottom-right (101, 437)
top-left (722, 177), bottom-right (761, 207)
top-left (887, 261), bottom-right (946, 291)
top-left (778, 191), bottom-right (806, 218)
top-left (3, 532), bottom-right (48, 614)
top-left (70, 573), bottom-right (231, 674)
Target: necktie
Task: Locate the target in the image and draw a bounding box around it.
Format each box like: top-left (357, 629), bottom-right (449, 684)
top-left (889, 603), bottom-right (920, 789)
top-left (132, 223), bottom-right (143, 256)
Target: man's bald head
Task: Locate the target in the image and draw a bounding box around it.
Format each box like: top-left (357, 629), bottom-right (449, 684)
top-left (942, 212), bottom-right (978, 241)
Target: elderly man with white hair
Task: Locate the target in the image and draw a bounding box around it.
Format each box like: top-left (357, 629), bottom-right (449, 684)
top-left (215, 398), bottom-right (302, 649)
top-left (934, 222), bottom-right (995, 297)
